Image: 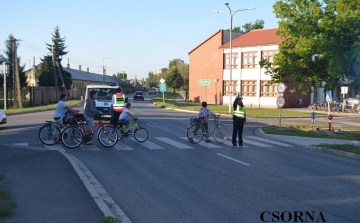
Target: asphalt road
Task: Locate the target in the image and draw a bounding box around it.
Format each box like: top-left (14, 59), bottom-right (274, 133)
top-left (1, 95), bottom-right (360, 223)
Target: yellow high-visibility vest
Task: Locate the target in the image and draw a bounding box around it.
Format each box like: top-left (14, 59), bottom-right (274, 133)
top-left (234, 105), bottom-right (245, 118)
top-left (112, 93), bottom-right (125, 112)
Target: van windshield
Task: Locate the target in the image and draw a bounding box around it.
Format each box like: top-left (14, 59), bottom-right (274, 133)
top-left (88, 88), bottom-right (115, 100)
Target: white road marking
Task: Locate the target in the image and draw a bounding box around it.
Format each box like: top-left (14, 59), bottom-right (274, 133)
top-left (45, 144), bottom-right (66, 152)
top-left (223, 140), bottom-right (249, 147)
top-left (146, 123), bottom-right (155, 127)
top-left (179, 137), bottom-right (222, 148)
top-left (129, 138), bottom-right (165, 149)
top-left (113, 143), bottom-right (134, 150)
top-left (13, 143), bottom-right (29, 147)
top-left (247, 136), bottom-right (293, 147)
top-left (154, 137), bottom-right (194, 149)
top-left (216, 153), bottom-right (250, 166)
top-left (81, 144), bottom-right (101, 151)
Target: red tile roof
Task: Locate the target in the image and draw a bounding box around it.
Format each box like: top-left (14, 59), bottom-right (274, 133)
top-left (220, 28), bottom-right (282, 48)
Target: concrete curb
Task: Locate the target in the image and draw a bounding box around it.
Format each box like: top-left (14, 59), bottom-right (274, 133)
top-left (256, 128), bottom-right (360, 161)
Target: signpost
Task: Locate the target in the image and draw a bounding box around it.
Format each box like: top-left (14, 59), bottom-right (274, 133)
top-left (341, 86), bottom-right (348, 112)
top-left (311, 111), bottom-right (316, 130)
top-left (160, 78), bottom-right (166, 103)
top-left (277, 83), bottom-right (286, 127)
top-left (198, 79), bottom-right (211, 102)
top-left (326, 91), bottom-right (332, 131)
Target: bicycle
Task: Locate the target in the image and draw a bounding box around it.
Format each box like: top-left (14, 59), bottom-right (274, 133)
top-left (60, 115), bottom-right (118, 148)
top-left (38, 119), bottom-right (64, 145)
top-left (187, 114), bottom-right (228, 144)
top-left (116, 118), bottom-right (149, 142)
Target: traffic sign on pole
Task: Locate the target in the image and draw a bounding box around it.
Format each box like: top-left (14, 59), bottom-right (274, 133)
top-left (277, 83), bottom-right (286, 93)
top-left (326, 91), bottom-right (332, 102)
top-left (198, 79), bottom-right (211, 86)
top-left (276, 97), bottom-right (285, 108)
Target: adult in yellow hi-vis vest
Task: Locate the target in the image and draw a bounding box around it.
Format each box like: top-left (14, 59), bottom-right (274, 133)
top-left (111, 88), bottom-right (125, 128)
top-left (232, 96), bottom-right (246, 146)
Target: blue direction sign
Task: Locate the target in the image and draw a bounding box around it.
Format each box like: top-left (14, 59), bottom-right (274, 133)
top-left (160, 83), bottom-right (166, 92)
top-left (326, 91), bottom-right (332, 102)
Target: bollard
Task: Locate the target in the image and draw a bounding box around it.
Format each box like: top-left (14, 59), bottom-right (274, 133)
top-left (328, 114), bottom-right (333, 131)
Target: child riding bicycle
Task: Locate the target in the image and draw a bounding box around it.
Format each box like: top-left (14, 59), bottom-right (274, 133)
top-left (119, 103), bottom-right (137, 134)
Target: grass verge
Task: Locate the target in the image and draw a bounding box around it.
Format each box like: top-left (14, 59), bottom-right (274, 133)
top-left (4, 100), bottom-right (82, 115)
top-left (0, 172), bottom-right (17, 218)
top-left (152, 92), bottom-right (329, 118)
top-left (316, 144), bottom-right (360, 155)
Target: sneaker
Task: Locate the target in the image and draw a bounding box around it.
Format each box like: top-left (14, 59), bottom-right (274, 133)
top-left (232, 143), bottom-right (237, 146)
top-left (189, 137), bottom-right (194, 142)
top-left (205, 138), bottom-right (211, 142)
top-left (239, 143), bottom-right (243, 147)
top-left (85, 142), bottom-right (94, 146)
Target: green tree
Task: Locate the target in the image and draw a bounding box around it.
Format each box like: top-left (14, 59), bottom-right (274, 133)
top-left (260, 0), bottom-right (360, 94)
top-left (113, 72), bottom-right (127, 79)
top-left (1, 35), bottom-right (27, 88)
top-left (165, 67), bottom-right (184, 94)
top-left (168, 59), bottom-right (189, 91)
top-left (38, 27), bottom-right (72, 89)
top-left (242, 19), bottom-right (264, 33)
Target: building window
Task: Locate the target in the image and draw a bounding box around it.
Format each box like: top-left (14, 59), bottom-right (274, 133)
top-left (261, 80), bottom-right (278, 97)
top-left (242, 52), bottom-right (258, 69)
top-left (223, 80), bottom-right (238, 96)
top-left (241, 80), bottom-right (257, 96)
top-left (224, 53), bottom-right (239, 69)
top-left (261, 50), bottom-right (278, 63)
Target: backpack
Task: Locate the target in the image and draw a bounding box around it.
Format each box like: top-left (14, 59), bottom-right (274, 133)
top-left (63, 111), bottom-right (75, 124)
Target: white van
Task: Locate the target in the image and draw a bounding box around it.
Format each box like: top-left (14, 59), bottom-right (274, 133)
top-left (84, 85), bottom-right (127, 121)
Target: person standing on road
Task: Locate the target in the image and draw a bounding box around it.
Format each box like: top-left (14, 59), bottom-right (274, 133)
top-left (232, 96), bottom-right (246, 147)
top-left (84, 90), bottom-right (102, 145)
top-left (111, 87), bottom-right (125, 128)
top-left (53, 94), bottom-right (79, 124)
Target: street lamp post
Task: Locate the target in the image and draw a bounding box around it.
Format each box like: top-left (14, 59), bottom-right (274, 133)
top-left (1, 63), bottom-right (10, 110)
top-left (213, 3), bottom-right (255, 113)
top-left (102, 58), bottom-right (110, 84)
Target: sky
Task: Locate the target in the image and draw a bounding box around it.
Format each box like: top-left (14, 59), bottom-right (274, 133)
top-left (1, 0), bottom-right (280, 80)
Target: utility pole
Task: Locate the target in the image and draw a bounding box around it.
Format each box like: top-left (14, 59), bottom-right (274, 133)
top-left (8, 38), bottom-right (22, 109)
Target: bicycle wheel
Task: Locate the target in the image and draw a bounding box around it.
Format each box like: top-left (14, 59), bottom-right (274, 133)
top-left (61, 126), bottom-right (83, 148)
top-left (134, 127), bottom-right (149, 142)
top-left (98, 126), bottom-right (118, 147)
top-left (39, 124), bottom-right (61, 145)
top-left (213, 124), bottom-right (228, 143)
top-left (187, 123), bottom-right (204, 144)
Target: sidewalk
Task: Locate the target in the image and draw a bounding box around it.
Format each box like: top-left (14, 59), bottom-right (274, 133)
top-left (257, 128), bottom-right (360, 161)
top-left (0, 146), bottom-right (104, 223)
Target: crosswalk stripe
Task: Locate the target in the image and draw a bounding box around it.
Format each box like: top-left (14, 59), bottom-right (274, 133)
top-left (129, 138), bottom-right (165, 149)
top-left (154, 137), bottom-right (194, 149)
top-left (179, 137), bottom-right (222, 148)
top-left (243, 139), bottom-right (272, 147)
top-left (223, 140), bottom-right (249, 147)
top-left (247, 136), bottom-right (293, 147)
top-left (13, 143), bottom-right (29, 147)
top-left (113, 143), bottom-right (134, 150)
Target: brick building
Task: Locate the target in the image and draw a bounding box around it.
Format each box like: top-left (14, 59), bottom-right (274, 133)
top-left (188, 28), bottom-right (312, 108)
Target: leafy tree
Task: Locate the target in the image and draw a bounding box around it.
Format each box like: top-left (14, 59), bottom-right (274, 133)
top-left (114, 72), bottom-right (127, 79)
top-left (38, 27), bottom-right (72, 89)
top-left (165, 67), bottom-right (184, 94)
top-left (168, 59), bottom-right (189, 91)
top-left (0, 35), bottom-right (26, 88)
top-left (260, 0), bottom-right (360, 94)
top-left (242, 19), bottom-right (264, 33)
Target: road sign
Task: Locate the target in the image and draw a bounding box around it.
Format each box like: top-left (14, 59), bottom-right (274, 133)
top-left (160, 83), bottom-right (166, 92)
top-left (277, 83), bottom-right (286, 93)
top-left (341, 86), bottom-right (348, 94)
top-left (198, 79), bottom-right (211, 86)
top-left (160, 78), bottom-right (165, 84)
top-left (311, 112), bottom-right (316, 119)
top-left (276, 97), bottom-right (285, 108)
top-left (326, 91), bottom-right (332, 102)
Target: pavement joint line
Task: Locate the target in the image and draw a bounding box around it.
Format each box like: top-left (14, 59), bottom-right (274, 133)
top-left (0, 142), bottom-right (132, 223)
top-left (255, 128), bottom-right (360, 162)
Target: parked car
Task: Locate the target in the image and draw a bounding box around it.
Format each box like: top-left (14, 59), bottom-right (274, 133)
top-left (134, 91), bottom-right (144, 100)
top-left (149, 88), bottom-right (156, 94)
top-left (347, 97), bottom-right (360, 106)
top-left (156, 88), bottom-right (161, 93)
top-left (0, 109), bottom-right (7, 124)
